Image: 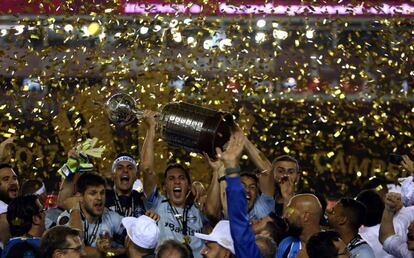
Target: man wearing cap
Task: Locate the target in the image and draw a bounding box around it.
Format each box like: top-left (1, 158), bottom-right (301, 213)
top-left (195, 220), bottom-right (235, 258)
top-left (122, 215), bottom-right (159, 258)
top-left (105, 153), bottom-right (147, 218)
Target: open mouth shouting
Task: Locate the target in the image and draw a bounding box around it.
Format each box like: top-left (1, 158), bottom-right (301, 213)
top-left (173, 187), bottom-right (183, 199)
top-left (8, 185), bottom-right (18, 198)
top-left (121, 175), bottom-right (130, 183)
top-left (94, 202), bottom-right (104, 213)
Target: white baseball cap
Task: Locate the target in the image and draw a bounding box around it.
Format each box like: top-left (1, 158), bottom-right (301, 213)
top-left (195, 220), bottom-right (235, 254)
top-left (122, 215), bottom-right (160, 249)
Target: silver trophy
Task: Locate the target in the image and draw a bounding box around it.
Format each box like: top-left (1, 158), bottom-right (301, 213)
top-left (105, 93), bottom-right (233, 157)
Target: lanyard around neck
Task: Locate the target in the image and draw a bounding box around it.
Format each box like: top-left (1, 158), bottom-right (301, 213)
top-left (114, 188), bottom-right (134, 216)
top-left (80, 207), bottom-right (102, 246)
top-left (168, 201), bottom-right (190, 236)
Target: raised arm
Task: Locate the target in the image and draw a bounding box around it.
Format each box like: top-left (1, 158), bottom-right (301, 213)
top-left (379, 192), bottom-right (403, 244)
top-left (140, 110), bottom-right (158, 198)
top-left (203, 153), bottom-right (225, 220)
top-left (244, 137), bottom-right (274, 197)
top-left (217, 126), bottom-right (263, 258)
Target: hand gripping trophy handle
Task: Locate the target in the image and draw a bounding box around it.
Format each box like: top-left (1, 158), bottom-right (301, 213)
top-left (105, 93), bottom-right (233, 158)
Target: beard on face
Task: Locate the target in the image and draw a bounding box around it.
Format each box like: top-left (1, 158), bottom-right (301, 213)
top-left (286, 222), bottom-right (303, 238)
top-left (0, 187), bottom-right (11, 203)
top-left (83, 201), bottom-right (103, 218)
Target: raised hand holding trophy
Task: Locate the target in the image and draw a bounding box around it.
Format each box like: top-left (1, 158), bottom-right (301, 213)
top-left (105, 93), bottom-right (233, 158)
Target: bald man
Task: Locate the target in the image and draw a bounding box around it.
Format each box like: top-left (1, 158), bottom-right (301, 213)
top-left (276, 194), bottom-right (322, 258)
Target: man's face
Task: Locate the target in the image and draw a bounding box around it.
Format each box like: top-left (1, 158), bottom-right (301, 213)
top-left (333, 238), bottom-right (351, 258)
top-left (80, 185), bottom-right (105, 217)
top-left (273, 161), bottom-right (299, 185)
top-left (283, 198), bottom-right (303, 238)
top-left (241, 175), bottom-right (259, 210)
top-left (0, 167), bottom-right (19, 202)
top-left (407, 220), bottom-right (414, 250)
top-left (326, 202), bottom-right (344, 229)
top-left (164, 168), bottom-right (190, 208)
top-left (113, 161), bottom-right (136, 194)
top-left (55, 235), bottom-right (85, 258)
top-left (200, 241), bottom-right (231, 258)
top-left (34, 199), bottom-right (46, 233)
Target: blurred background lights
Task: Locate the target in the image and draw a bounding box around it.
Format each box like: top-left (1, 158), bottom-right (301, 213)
top-left (306, 29), bottom-right (315, 39)
top-left (140, 26), bottom-right (149, 34)
top-left (273, 29), bottom-right (288, 40)
top-left (219, 38), bottom-right (232, 50)
top-left (13, 25), bottom-right (25, 35)
top-left (187, 36), bottom-right (197, 47)
top-left (257, 19), bottom-right (266, 28)
top-left (255, 32), bottom-right (266, 43)
top-left (283, 77), bottom-right (297, 88)
top-left (63, 24), bottom-right (74, 33)
top-left (87, 22), bottom-right (101, 36)
top-left (172, 31), bottom-right (182, 42)
top-left (203, 39), bottom-right (213, 49)
top-left (153, 25), bottom-right (162, 32)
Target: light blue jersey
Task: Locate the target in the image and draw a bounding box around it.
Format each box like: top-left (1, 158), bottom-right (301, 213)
top-left (248, 193), bottom-right (275, 220)
top-left (146, 190), bottom-right (206, 258)
top-left (58, 209), bottom-right (125, 248)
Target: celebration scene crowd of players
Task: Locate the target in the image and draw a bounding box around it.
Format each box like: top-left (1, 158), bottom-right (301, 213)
top-left (0, 111), bottom-right (413, 258)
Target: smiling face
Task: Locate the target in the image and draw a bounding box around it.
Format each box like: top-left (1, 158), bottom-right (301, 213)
top-left (113, 161), bottom-right (136, 194)
top-left (240, 175), bottom-right (259, 210)
top-left (0, 167), bottom-right (19, 202)
top-left (80, 185), bottom-right (106, 217)
top-left (164, 167), bottom-right (190, 208)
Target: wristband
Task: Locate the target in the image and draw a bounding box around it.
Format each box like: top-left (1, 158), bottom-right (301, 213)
top-left (225, 166), bottom-right (241, 176)
top-left (218, 175), bottom-right (226, 183)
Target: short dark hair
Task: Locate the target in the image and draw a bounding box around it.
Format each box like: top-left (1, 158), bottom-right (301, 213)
top-left (272, 155), bottom-right (300, 172)
top-left (76, 172), bottom-right (106, 194)
top-left (156, 240), bottom-right (192, 258)
top-left (20, 179), bottom-right (43, 196)
top-left (240, 171), bottom-right (259, 184)
top-left (256, 235), bottom-right (277, 258)
top-left (0, 163), bottom-right (13, 170)
top-left (339, 198), bottom-right (367, 229)
top-left (266, 212), bottom-right (288, 244)
top-left (7, 195), bottom-right (40, 237)
top-left (355, 189), bottom-right (384, 227)
top-left (115, 153), bottom-right (135, 160)
top-left (362, 176), bottom-right (390, 192)
top-left (307, 231), bottom-right (341, 258)
top-left (40, 226), bottom-right (81, 258)
top-left (163, 164), bottom-right (191, 184)
top-left (6, 241), bottom-right (42, 258)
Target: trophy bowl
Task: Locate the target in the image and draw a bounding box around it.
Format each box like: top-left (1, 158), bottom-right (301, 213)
top-left (105, 93), bottom-right (234, 157)
top-left (105, 93), bottom-right (138, 126)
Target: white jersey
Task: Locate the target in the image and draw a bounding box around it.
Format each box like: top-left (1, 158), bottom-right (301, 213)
top-left (57, 209), bottom-right (125, 248)
top-left (146, 190), bottom-right (206, 258)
